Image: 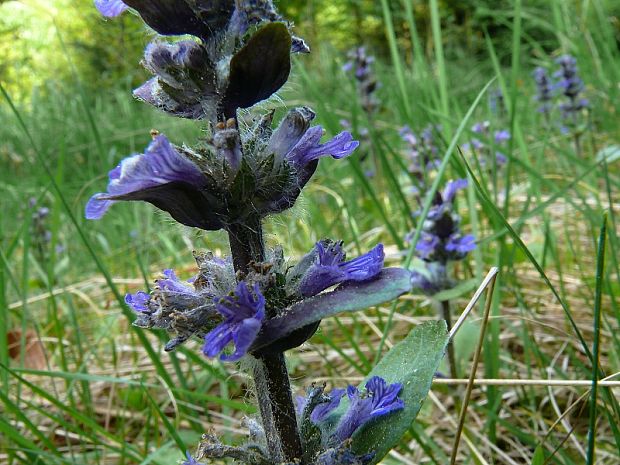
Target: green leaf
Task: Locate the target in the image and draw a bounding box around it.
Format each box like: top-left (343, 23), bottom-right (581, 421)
top-left (531, 445), bottom-right (545, 465)
top-left (351, 320), bottom-right (449, 464)
top-left (250, 268), bottom-right (412, 351)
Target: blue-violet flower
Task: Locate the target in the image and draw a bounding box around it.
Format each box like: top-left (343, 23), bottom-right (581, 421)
top-left (554, 55), bottom-right (588, 118)
top-left (299, 242), bottom-right (384, 297)
top-left (533, 66), bottom-right (553, 115)
top-left (203, 282), bottom-right (265, 361)
top-left (334, 376), bottom-right (404, 441)
top-left (85, 134), bottom-right (210, 226)
top-left (95, 0), bottom-right (128, 17)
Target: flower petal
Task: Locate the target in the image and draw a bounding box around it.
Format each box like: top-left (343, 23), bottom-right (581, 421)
top-left (94, 0), bottom-right (128, 17)
top-left (125, 291), bottom-right (150, 312)
top-left (203, 282), bottom-right (265, 361)
top-left (85, 135), bottom-right (221, 229)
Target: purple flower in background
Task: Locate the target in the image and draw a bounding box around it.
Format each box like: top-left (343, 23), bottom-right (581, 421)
top-left (489, 87), bottom-right (505, 115)
top-left (554, 55), bottom-right (588, 118)
top-left (400, 125), bottom-right (440, 178)
top-left (203, 282), bottom-right (265, 361)
top-left (445, 234), bottom-right (476, 255)
top-left (441, 178), bottom-right (468, 204)
top-left (415, 233), bottom-right (440, 260)
top-left (495, 152), bottom-right (507, 164)
top-left (299, 242), bottom-right (384, 297)
top-left (494, 130), bottom-right (510, 144)
top-left (471, 121), bottom-right (490, 134)
top-left (533, 67), bottom-right (553, 115)
top-left (85, 135), bottom-right (211, 225)
top-left (334, 376), bottom-right (404, 441)
top-left (343, 47), bottom-right (380, 114)
top-left (411, 179), bottom-right (476, 267)
top-left (95, 0), bottom-right (128, 17)
top-left (463, 123), bottom-right (509, 167)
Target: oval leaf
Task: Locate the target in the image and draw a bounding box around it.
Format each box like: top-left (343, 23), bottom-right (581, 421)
top-left (351, 320), bottom-right (449, 463)
top-left (250, 268), bottom-right (412, 351)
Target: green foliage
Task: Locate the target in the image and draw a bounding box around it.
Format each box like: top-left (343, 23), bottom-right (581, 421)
top-left (350, 321), bottom-right (449, 464)
top-left (0, 0), bottom-right (146, 101)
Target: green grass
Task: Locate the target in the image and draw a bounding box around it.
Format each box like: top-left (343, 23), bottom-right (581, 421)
top-left (1, 1), bottom-right (620, 464)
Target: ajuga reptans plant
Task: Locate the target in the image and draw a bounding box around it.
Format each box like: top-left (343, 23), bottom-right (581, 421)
top-left (88, 2), bottom-right (448, 464)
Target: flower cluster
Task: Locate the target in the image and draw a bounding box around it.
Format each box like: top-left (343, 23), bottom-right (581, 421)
top-left (96, 0), bottom-right (307, 121)
top-left (489, 87), bottom-right (505, 116)
top-left (343, 47), bottom-right (380, 115)
top-left (399, 125), bottom-right (441, 182)
top-left (554, 55), bottom-right (589, 120)
top-left (533, 66), bottom-right (553, 116)
top-left (410, 179), bottom-right (476, 294)
top-left (126, 241), bottom-right (385, 361)
top-left (29, 199), bottom-right (52, 255)
top-left (531, 55), bottom-right (588, 131)
top-left (462, 120), bottom-right (510, 167)
top-left (296, 377), bottom-right (403, 463)
top-left (86, 110), bottom-right (358, 230)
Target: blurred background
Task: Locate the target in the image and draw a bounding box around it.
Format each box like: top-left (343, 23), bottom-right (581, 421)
top-left (1, 1), bottom-right (620, 464)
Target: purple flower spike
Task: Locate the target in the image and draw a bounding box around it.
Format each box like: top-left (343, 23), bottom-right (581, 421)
top-left (203, 282), bottom-right (265, 362)
top-left (286, 127), bottom-right (359, 169)
top-left (299, 242), bottom-right (384, 297)
top-left (335, 376), bottom-right (404, 441)
top-left (125, 291), bottom-right (150, 312)
top-left (85, 135), bottom-right (216, 228)
top-left (533, 67), bottom-right (553, 114)
top-left (95, 0), bottom-right (128, 17)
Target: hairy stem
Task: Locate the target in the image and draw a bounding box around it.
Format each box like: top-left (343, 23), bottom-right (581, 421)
top-left (440, 299), bottom-right (458, 380)
top-left (227, 218), bottom-right (266, 274)
top-left (252, 351), bottom-right (304, 462)
top-left (227, 218), bottom-right (304, 463)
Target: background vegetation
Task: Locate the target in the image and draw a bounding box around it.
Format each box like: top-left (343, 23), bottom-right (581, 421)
top-left (1, 0), bottom-right (619, 464)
